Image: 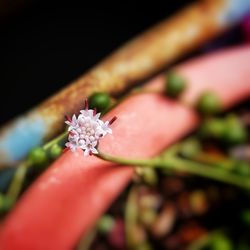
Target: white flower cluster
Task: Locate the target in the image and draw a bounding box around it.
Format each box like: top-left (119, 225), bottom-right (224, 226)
top-left (65, 107), bottom-right (113, 156)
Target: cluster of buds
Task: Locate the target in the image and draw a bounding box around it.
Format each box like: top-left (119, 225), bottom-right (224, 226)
top-left (65, 99), bottom-right (116, 156)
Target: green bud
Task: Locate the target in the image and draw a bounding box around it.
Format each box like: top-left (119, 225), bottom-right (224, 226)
top-left (196, 92), bottom-right (222, 115)
top-left (28, 147), bottom-right (48, 166)
top-left (89, 92), bottom-right (111, 112)
top-left (222, 115), bottom-right (248, 145)
top-left (199, 118), bottom-right (225, 139)
top-left (49, 144), bottom-right (63, 160)
top-left (141, 168), bottom-right (158, 186)
top-left (209, 234), bottom-right (233, 250)
top-left (97, 215), bottom-right (115, 234)
top-left (165, 71), bottom-right (187, 98)
top-left (234, 161), bottom-right (250, 177)
top-left (180, 139), bottom-right (202, 158)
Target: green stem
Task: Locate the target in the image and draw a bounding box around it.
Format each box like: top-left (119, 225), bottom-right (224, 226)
top-left (43, 131), bottom-right (68, 150)
top-left (97, 152), bottom-right (250, 190)
top-left (125, 186), bottom-right (139, 250)
top-left (5, 131), bottom-right (68, 206)
top-left (6, 161), bottom-right (30, 203)
top-left (189, 152), bottom-right (236, 170)
top-left (164, 157), bottom-right (250, 190)
top-left (97, 151), bottom-right (159, 167)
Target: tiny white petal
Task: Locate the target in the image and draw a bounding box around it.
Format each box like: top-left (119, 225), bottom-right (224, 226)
top-left (83, 149), bottom-right (89, 156)
top-left (91, 148), bottom-right (98, 154)
top-left (94, 113), bottom-right (101, 119)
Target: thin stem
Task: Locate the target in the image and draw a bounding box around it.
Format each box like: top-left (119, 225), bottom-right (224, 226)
top-left (43, 131), bottom-right (68, 150)
top-left (97, 151), bottom-right (159, 166)
top-left (125, 186), bottom-right (139, 249)
top-left (6, 161), bottom-right (30, 203)
top-left (163, 158), bottom-right (250, 190)
top-left (5, 131), bottom-right (68, 205)
top-left (97, 151), bottom-right (250, 190)
top-left (188, 152), bottom-right (236, 170)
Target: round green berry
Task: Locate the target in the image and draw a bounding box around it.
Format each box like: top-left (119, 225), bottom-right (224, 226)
top-left (89, 92), bottom-right (111, 112)
top-left (223, 127), bottom-right (247, 145)
top-left (196, 92), bottom-right (222, 115)
top-left (199, 118), bottom-right (225, 139)
top-left (165, 71), bottom-right (187, 98)
top-left (28, 147), bottom-right (48, 166)
top-left (141, 168), bottom-right (158, 186)
top-left (97, 215), bottom-right (115, 234)
top-left (234, 161), bottom-right (250, 177)
top-left (49, 144), bottom-right (63, 160)
top-left (209, 234), bottom-right (233, 250)
top-left (222, 115), bottom-right (247, 145)
top-left (180, 139), bottom-right (202, 158)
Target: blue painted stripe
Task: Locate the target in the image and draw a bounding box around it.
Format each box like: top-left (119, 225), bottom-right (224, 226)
top-left (221, 0), bottom-right (250, 25)
top-left (0, 115), bottom-right (46, 165)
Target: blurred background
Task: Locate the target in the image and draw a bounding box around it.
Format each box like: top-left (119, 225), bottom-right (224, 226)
top-left (0, 2), bottom-right (250, 249)
top-left (0, 0), bottom-right (195, 125)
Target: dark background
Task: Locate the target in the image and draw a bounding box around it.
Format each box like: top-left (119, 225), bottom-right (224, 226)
top-left (0, 0), bottom-right (193, 125)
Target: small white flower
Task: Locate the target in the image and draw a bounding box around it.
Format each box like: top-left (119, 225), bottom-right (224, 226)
top-left (65, 99), bottom-right (117, 156)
